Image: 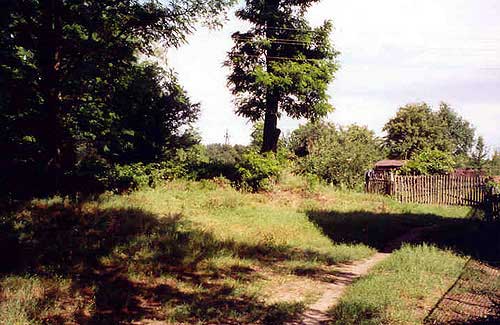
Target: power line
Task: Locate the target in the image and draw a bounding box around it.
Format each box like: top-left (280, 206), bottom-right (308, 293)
top-left (264, 26), bottom-right (321, 33)
top-left (228, 54), bottom-right (500, 69)
top-left (234, 36), bottom-right (315, 43)
top-left (228, 53), bottom-right (325, 62)
top-left (233, 36), bottom-right (314, 46)
top-left (233, 37), bottom-right (498, 53)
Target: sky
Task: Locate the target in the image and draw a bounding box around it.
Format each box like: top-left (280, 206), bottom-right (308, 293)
top-left (167, 0), bottom-right (500, 150)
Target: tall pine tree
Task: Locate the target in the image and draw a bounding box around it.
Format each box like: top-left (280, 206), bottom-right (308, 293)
top-left (226, 0), bottom-right (338, 152)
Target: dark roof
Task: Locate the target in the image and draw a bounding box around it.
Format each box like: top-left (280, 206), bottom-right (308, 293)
top-left (453, 168), bottom-right (486, 176)
top-left (374, 160), bottom-right (406, 168)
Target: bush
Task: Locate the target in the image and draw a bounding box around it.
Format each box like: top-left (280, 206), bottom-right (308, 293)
top-left (196, 144), bottom-right (247, 181)
top-left (235, 151), bottom-right (284, 191)
top-left (400, 149), bottom-right (455, 175)
top-left (109, 162), bottom-right (182, 192)
top-left (293, 123), bottom-right (385, 189)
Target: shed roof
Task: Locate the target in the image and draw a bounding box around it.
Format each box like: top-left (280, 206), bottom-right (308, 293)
top-left (374, 159), bottom-right (406, 168)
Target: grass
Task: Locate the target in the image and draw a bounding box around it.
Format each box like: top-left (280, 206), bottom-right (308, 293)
top-left (0, 176), bottom-right (480, 324)
top-left (425, 259), bottom-right (500, 324)
top-left (329, 244), bottom-right (469, 325)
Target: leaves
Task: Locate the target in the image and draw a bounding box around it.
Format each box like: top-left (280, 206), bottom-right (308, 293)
top-left (226, 0), bottom-right (339, 148)
top-left (0, 0), bottom-right (235, 199)
top-left (383, 102), bottom-right (476, 160)
top-left (292, 122), bottom-right (385, 189)
top-left (400, 149), bottom-right (455, 175)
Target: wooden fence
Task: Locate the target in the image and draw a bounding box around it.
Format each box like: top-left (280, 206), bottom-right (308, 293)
top-left (366, 174), bottom-right (487, 206)
top-left (484, 187), bottom-right (500, 222)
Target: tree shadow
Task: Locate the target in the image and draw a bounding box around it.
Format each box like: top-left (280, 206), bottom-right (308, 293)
top-left (306, 209), bottom-right (499, 266)
top-left (0, 204), bottom-right (311, 324)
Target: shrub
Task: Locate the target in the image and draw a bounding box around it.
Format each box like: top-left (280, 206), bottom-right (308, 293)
top-left (108, 162), bottom-right (181, 191)
top-left (235, 151), bottom-right (283, 191)
top-left (173, 144), bottom-right (209, 179)
top-left (293, 123), bottom-right (385, 189)
top-left (400, 149), bottom-right (455, 175)
top-left (197, 144), bottom-right (247, 181)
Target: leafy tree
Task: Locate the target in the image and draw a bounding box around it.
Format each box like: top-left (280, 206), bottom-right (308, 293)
top-left (0, 0), bottom-right (235, 198)
top-left (436, 102), bottom-right (475, 156)
top-left (383, 102), bottom-right (475, 160)
top-left (471, 136), bottom-right (488, 170)
top-left (294, 123), bottom-right (385, 189)
top-left (288, 121), bottom-right (336, 157)
top-left (486, 150), bottom-right (500, 176)
top-left (226, 0), bottom-right (338, 153)
top-left (383, 103), bottom-right (445, 159)
top-left (104, 64), bottom-right (200, 164)
top-left (399, 149), bottom-right (455, 175)
top-left (205, 144), bottom-right (247, 167)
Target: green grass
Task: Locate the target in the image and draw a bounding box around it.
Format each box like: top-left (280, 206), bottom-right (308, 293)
top-left (330, 244), bottom-right (468, 325)
top-left (0, 177), bottom-right (477, 324)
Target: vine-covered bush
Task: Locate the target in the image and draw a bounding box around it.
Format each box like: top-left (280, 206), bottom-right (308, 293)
top-left (399, 149), bottom-right (455, 175)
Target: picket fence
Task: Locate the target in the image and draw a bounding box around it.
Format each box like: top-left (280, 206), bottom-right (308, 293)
top-left (366, 174), bottom-right (487, 206)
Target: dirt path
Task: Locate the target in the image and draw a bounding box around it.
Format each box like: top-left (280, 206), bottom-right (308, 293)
top-left (288, 226), bottom-right (434, 325)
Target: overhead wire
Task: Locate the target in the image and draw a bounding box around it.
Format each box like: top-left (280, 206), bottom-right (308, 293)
top-left (233, 37), bottom-right (497, 53)
top-left (264, 26), bottom-right (321, 33)
top-left (228, 53), bottom-right (325, 62)
top-left (233, 36), bottom-right (314, 46)
top-left (229, 31), bottom-right (500, 69)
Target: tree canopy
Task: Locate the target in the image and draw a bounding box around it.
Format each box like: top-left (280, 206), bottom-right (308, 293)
top-left (383, 102), bottom-right (476, 160)
top-left (0, 0), bottom-right (235, 198)
top-left (226, 0), bottom-right (338, 152)
top-left (292, 122), bottom-right (385, 188)
top-left (436, 102), bottom-right (475, 156)
top-left (471, 136), bottom-right (488, 170)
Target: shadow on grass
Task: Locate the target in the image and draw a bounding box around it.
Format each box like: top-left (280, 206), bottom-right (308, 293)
top-left (0, 204), bottom-right (311, 324)
top-left (307, 210), bottom-right (499, 265)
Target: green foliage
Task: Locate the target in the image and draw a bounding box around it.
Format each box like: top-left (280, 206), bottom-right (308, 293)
top-left (205, 144), bottom-right (246, 166)
top-left (470, 136), bottom-right (488, 170)
top-left (104, 65), bottom-right (201, 164)
top-left (287, 121), bottom-right (335, 157)
top-left (384, 102), bottom-right (476, 159)
top-left (436, 102), bottom-right (475, 156)
top-left (226, 0), bottom-right (338, 152)
top-left (384, 103), bottom-right (447, 159)
top-left (0, 0), bottom-right (235, 199)
top-left (236, 151), bottom-right (284, 191)
top-left (293, 123), bottom-right (385, 189)
top-left (400, 149), bottom-right (455, 175)
top-left (250, 122), bottom-right (265, 149)
top-left (108, 161), bottom-right (183, 192)
top-left (486, 150), bottom-right (500, 176)
top-left (198, 144), bottom-right (247, 181)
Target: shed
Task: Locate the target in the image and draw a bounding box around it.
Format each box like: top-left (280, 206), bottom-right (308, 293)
top-left (373, 160), bottom-right (406, 173)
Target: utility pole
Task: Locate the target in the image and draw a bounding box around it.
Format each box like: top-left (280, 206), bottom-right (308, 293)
top-left (224, 129), bottom-right (230, 146)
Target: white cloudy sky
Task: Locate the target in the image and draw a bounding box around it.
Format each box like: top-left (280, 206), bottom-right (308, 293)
top-left (167, 0), bottom-right (500, 149)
